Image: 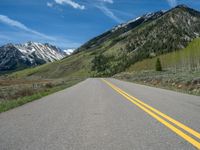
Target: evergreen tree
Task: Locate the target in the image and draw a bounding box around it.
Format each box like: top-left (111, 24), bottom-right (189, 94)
top-left (156, 58), bottom-right (162, 71)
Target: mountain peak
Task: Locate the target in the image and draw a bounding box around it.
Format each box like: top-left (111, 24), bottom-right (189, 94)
top-left (108, 10), bottom-right (164, 33)
top-left (175, 4), bottom-right (189, 9)
top-left (4, 43), bottom-right (14, 47)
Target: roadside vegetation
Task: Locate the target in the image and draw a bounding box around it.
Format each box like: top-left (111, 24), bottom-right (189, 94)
top-left (115, 38), bottom-right (200, 95)
top-left (115, 70), bottom-right (200, 95)
top-left (0, 77), bottom-right (85, 113)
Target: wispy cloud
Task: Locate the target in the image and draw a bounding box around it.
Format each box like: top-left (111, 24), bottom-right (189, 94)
top-left (48, 0), bottom-right (122, 23)
top-left (100, 0), bottom-right (113, 4)
top-left (0, 15), bottom-right (80, 48)
top-left (92, 0), bottom-right (123, 23)
top-left (0, 31), bottom-right (81, 48)
top-left (166, 0), bottom-right (177, 7)
top-left (96, 4), bottom-right (123, 23)
top-left (54, 0), bottom-right (85, 10)
top-left (0, 15), bottom-right (54, 40)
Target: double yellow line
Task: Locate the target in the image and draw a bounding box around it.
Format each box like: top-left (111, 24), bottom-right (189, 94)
top-left (102, 79), bottom-right (200, 149)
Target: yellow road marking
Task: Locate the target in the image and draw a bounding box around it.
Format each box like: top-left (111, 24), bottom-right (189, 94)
top-left (103, 79), bottom-right (200, 139)
top-left (102, 79), bottom-right (200, 149)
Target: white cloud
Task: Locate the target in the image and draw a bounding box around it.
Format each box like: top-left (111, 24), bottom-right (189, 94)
top-left (166, 0), bottom-right (177, 7)
top-left (47, 2), bottom-right (53, 8)
top-left (54, 0), bottom-right (85, 10)
top-left (0, 15), bottom-right (54, 40)
top-left (48, 0), bottom-right (121, 23)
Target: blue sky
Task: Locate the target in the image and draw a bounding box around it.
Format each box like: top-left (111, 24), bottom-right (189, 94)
top-left (0, 0), bottom-right (199, 49)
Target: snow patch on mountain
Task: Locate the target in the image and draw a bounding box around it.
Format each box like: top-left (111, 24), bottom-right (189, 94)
top-left (14, 42), bottom-right (66, 63)
top-left (63, 49), bottom-right (75, 55)
top-left (111, 11), bottom-right (164, 33)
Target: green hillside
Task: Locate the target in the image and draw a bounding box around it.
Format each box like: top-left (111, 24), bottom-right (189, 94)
top-left (115, 38), bottom-right (200, 95)
top-left (128, 38), bottom-right (200, 72)
top-left (11, 51), bottom-right (92, 79)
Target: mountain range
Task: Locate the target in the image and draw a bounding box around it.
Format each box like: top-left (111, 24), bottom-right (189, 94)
top-left (3, 5), bottom-right (200, 77)
top-left (0, 42), bottom-right (69, 72)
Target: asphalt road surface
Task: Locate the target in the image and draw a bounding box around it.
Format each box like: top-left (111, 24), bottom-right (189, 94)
top-left (0, 78), bottom-right (200, 150)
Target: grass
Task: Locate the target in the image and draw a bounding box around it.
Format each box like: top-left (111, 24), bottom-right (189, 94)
top-left (10, 51), bottom-right (92, 79)
top-left (0, 77), bottom-right (85, 113)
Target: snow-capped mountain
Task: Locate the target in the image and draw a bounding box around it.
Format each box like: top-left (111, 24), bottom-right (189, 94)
top-left (0, 42), bottom-right (67, 72)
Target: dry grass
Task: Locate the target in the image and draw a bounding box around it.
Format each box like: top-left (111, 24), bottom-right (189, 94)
top-left (0, 77), bottom-right (85, 113)
top-left (0, 77), bottom-right (84, 102)
top-left (115, 70), bottom-right (200, 96)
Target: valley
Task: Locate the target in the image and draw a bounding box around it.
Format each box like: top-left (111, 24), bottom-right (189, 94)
top-left (0, 2), bottom-right (200, 149)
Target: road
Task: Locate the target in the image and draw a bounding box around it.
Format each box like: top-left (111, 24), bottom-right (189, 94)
top-left (0, 78), bottom-right (200, 150)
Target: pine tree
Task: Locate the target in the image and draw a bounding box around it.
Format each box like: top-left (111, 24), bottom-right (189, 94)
top-left (156, 58), bottom-right (162, 71)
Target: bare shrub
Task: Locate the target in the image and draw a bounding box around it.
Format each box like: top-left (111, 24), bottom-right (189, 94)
top-left (13, 88), bottom-right (35, 99)
top-left (45, 83), bottom-right (54, 88)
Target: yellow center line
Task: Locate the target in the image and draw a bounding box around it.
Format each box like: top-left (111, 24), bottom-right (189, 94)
top-left (101, 79), bottom-right (200, 149)
top-left (103, 79), bottom-right (200, 139)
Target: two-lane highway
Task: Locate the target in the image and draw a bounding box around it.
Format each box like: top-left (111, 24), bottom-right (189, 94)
top-left (0, 78), bottom-right (200, 150)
